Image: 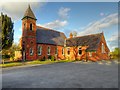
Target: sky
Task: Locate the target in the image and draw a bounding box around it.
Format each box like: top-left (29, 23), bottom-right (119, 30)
top-left (0, 2), bottom-right (118, 51)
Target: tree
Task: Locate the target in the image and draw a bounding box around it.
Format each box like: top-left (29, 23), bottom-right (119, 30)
top-left (67, 35), bottom-right (89, 61)
top-left (2, 43), bottom-right (21, 61)
top-left (72, 38), bottom-right (80, 60)
top-left (1, 13), bottom-right (14, 50)
top-left (68, 38), bottom-right (82, 61)
top-left (111, 48), bottom-right (120, 59)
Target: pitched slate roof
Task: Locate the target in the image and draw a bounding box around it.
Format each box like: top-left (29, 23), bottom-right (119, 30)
top-left (66, 33), bottom-right (103, 51)
top-left (22, 5), bottom-right (36, 20)
top-left (36, 27), bottom-right (66, 46)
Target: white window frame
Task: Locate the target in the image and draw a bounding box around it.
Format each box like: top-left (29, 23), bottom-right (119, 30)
top-left (30, 48), bottom-right (33, 56)
top-left (62, 48), bottom-right (64, 55)
top-left (102, 43), bottom-right (105, 53)
top-left (47, 46), bottom-right (50, 55)
top-left (38, 46), bottom-right (42, 55)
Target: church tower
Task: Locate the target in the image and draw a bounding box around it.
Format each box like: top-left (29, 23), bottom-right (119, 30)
top-left (21, 5), bottom-right (37, 60)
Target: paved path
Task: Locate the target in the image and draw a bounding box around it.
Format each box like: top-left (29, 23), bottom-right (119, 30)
top-left (2, 60), bottom-right (118, 88)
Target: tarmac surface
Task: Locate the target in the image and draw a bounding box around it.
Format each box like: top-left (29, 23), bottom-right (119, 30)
top-left (2, 60), bottom-right (118, 88)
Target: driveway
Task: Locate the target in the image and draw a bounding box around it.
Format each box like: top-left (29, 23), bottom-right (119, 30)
top-left (2, 60), bottom-right (118, 88)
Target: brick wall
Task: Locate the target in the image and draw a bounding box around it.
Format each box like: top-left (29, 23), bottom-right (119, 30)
top-left (21, 17), bottom-right (110, 61)
top-left (65, 46), bottom-right (88, 60)
top-left (22, 18), bottom-right (37, 60)
top-left (96, 35), bottom-right (110, 60)
top-left (64, 34), bottom-right (110, 61)
top-left (37, 44), bottom-right (65, 60)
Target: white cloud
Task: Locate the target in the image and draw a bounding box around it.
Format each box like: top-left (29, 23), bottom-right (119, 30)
top-left (74, 13), bottom-right (118, 51)
top-left (40, 20), bottom-right (68, 29)
top-left (100, 12), bottom-right (105, 16)
top-left (0, 2), bottom-right (45, 21)
top-left (100, 12), bottom-right (108, 16)
top-left (39, 7), bottom-right (70, 30)
top-left (111, 46), bottom-right (118, 51)
top-left (78, 13), bottom-right (118, 36)
top-left (108, 35), bottom-right (118, 42)
top-left (107, 32), bottom-right (118, 51)
top-left (39, 7), bottom-right (71, 31)
top-left (1, 0), bottom-right (43, 2)
top-left (0, 0), bottom-right (119, 2)
top-left (58, 7), bottom-right (71, 19)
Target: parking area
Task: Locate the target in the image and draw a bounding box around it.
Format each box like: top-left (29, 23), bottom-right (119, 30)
top-left (2, 60), bottom-right (118, 88)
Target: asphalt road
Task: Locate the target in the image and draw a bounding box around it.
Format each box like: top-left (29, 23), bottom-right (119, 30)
top-left (2, 60), bottom-right (118, 88)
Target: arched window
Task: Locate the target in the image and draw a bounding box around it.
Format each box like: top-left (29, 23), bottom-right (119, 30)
top-left (102, 43), bottom-right (105, 53)
top-left (47, 46), bottom-right (50, 55)
top-left (55, 47), bottom-right (58, 55)
top-left (62, 48), bottom-right (64, 55)
top-left (30, 48), bottom-right (33, 55)
top-left (78, 47), bottom-right (82, 55)
top-left (30, 23), bottom-right (32, 31)
top-left (38, 46), bottom-right (42, 55)
top-left (67, 48), bottom-right (70, 55)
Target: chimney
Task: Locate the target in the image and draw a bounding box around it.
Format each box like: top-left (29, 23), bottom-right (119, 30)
top-left (69, 33), bottom-right (73, 38)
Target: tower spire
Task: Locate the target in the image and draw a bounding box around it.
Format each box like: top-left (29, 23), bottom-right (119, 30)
top-left (28, 4), bottom-right (30, 9)
top-left (22, 4), bottom-right (37, 20)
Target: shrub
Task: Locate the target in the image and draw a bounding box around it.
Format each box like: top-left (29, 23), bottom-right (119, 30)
top-left (75, 58), bottom-right (79, 61)
top-left (2, 55), bottom-right (10, 59)
top-left (41, 56), bottom-right (46, 61)
top-left (48, 55), bottom-right (52, 60)
top-left (51, 56), bottom-right (55, 61)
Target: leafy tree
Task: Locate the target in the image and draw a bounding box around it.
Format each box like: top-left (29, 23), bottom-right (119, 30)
top-left (2, 43), bottom-right (21, 61)
top-left (111, 48), bottom-right (120, 59)
top-left (51, 56), bottom-right (55, 61)
top-left (67, 34), bottom-right (89, 61)
top-left (1, 13), bottom-right (14, 49)
top-left (68, 38), bottom-right (83, 61)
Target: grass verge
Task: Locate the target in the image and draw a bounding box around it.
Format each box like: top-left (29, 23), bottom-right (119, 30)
top-left (1, 60), bottom-right (74, 68)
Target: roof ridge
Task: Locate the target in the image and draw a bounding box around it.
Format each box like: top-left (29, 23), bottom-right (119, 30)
top-left (67, 32), bottom-right (102, 40)
top-left (37, 25), bottom-right (65, 34)
top-left (66, 32), bottom-right (103, 51)
top-left (36, 27), bottom-right (66, 46)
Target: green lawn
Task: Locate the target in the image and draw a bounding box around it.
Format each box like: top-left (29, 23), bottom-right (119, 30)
top-left (1, 60), bottom-right (74, 68)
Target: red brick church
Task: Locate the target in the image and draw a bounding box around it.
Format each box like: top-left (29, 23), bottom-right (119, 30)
top-left (20, 5), bottom-right (110, 61)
